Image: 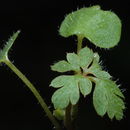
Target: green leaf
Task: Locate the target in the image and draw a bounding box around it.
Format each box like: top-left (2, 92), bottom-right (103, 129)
top-left (78, 47), bottom-right (93, 68)
top-left (59, 5), bottom-right (121, 48)
top-left (50, 75), bottom-right (73, 88)
top-left (95, 71), bottom-right (111, 80)
top-left (83, 55), bottom-right (101, 74)
top-left (51, 76), bottom-right (79, 109)
top-left (93, 79), bottom-right (125, 120)
top-left (89, 61), bottom-right (101, 71)
top-left (69, 81), bottom-right (79, 105)
top-left (93, 80), bottom-right (108, 116)
top-left (67, 53), bottom-right (80, 65)
top-left (0, 31), bottom-right (20, 62)
top-left (51, 46), bottom-right (95, 73)
top-left (52, 86), bottom-right (70, 109)
top-left (85, 53), bottom-right (111, 80)
top-left (67, 53), bottom-right (80, 71)
top-left (53, 109), bottom-right (65, 120)
top-left (79, 76), bottom-right (92, 97)
top-left (93, 53), bottom-right (100, 63)
top-left (90, 69), bottom-right (111, 80)
top-left (51, 60), bottom-right (72, 72)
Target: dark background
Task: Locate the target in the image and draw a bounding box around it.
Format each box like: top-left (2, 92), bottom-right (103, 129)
top-left (0, 0), bottom-right (129, 130)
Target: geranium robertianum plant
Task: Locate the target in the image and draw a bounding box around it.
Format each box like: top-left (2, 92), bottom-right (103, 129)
top-left (0, 5), bottom-right (125, 130)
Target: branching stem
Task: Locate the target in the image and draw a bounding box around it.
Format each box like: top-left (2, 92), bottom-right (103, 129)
top-left (4, 59), bottom-right (61, 130)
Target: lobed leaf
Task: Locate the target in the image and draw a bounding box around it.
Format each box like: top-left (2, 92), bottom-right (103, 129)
top-left (51, 46), bottom-right (95, 73)
top-left (91, 70), bottom-right (111, 80)
top-left (86, 53), bottom-right (111, 80)
top-left (69, 80), bottom-right (79, 105)
top-left (67, 53), bottom-right (80, 65)
top-left (50, 75), bottom-right (73, 88)
top-left (83, 56), bottom-right (101, 74)
top-left (51, 46), bottom-right (125, 119)
top-left (93, 79), bottom-right (125, 120)
top-left (52, 86), bottom-right (70, 109)
top-left (51, 74), bottom-right (94, 109)
top-left (51, 76), bottom-right (79, 109)
top-left (79, 76), bottom-right (92, 97)
top-left (93, 80), bottom-right (108, 116)
top-left (67, 53), bottom-right (80, 71)
top-left (59, 5), bottom-right (121, 48)
top-left (78, 47), bottom-right (93, 68)
top-left (51, 60), bottom-right (72, 72)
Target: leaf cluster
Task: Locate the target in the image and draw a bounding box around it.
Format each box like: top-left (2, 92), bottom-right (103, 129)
top-left (50, 46), bottom-right (125, 120)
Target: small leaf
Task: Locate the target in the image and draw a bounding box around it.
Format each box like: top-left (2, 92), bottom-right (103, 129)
top-left (51, 46), bottom-right (95, 73)
top-left (51, 60), bottom-right (72, 72)
top-left (92, 70), bottom-right (111, 80)
top-left (53, 109), bottom-right (65, 120)
top-left (51, 76), bottom-right (79, 109)
top-left (79, 76), bottom-right (92, 96)
top-left (0, 31), bottom-right (20, 62)
top-left (59, 5), bottom-right (121, 48)
top-left (86, 54), bottom-right (111, 80)
top-left (69, 80), bottom-right (79, 105)
top-left (78, 47), bottom-right (93, 68)
top-left (84, 57), bottom-right (101, 74)
top-left (52, 86), bottom-right (70, 109)
top-left (67, 53), bottom-right (80, 71)
top-left (93, 80), bottom-right (108, 116)
top-left (50, 75), bottom-right (73, 88)
top-left (93, 79), bottom-right (125, 120)
top-left (67, 53), bottom-right (80, 65)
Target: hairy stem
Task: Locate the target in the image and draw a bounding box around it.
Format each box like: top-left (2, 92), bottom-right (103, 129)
top-left (4, 59), bottom-right (61, 130)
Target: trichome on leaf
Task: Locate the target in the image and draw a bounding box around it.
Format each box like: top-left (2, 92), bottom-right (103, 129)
top-left (50, 46), bottom-right (125, 120)
top-left (0, 4), bottom-right (126, 130)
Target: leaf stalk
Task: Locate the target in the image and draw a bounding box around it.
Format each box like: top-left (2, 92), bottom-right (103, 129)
top-left (4, 59), bottom-right (61, 130)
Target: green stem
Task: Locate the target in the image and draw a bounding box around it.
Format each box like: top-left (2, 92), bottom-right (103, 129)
top-left (71, 104), bottom-right (78, 121)
top-left (77, 35), bottom-right (84, 53)
top-left (68, 35), bottom-right (84, 130)
top-left (4, 59), bottom-right (61, 130)
top-left (64, 104), bottom-right (73, 130)
top-left (64, 35), bottom-right (84, 130)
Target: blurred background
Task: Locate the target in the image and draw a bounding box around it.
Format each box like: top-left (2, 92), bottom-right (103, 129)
top-left (0, 0), bottom-right (129, 130)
